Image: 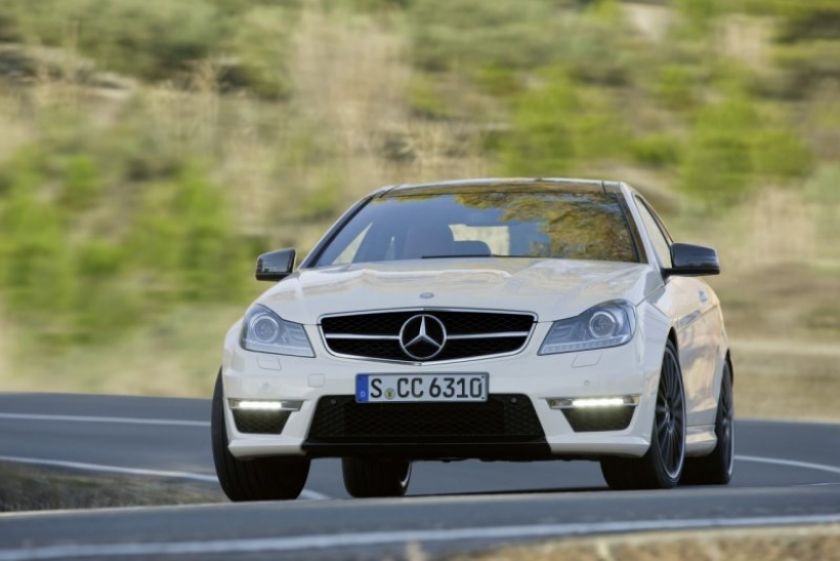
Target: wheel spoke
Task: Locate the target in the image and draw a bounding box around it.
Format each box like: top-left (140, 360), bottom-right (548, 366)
top-left (659, 429), bottom-right (669, 451)
top-left (655, 350), bottom-right (686, 477)
top-left (669, 369), bottom-right (679, 400)
top-left (658, 352), bottom-right (683, 475)
top-left (672, 431), bottom-right (679, 468)
top-left (666, 365), bottom-right (676, 399)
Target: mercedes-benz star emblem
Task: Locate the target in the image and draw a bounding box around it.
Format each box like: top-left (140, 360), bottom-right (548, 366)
top-left (399, 314), bottom-right (447, 361)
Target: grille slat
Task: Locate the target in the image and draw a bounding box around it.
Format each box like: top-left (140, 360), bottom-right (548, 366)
top-left (307, 394), bottom-right (544, 444)
top-left (321, 310), bottom-right (534, 362)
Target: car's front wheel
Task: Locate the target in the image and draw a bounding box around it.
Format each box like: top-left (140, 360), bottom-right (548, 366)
top-left (211, 371), bottom-right (310, 501)
top-left (342, 457), bottom-right (412, 498)
top-left (600, 339), bottom-right (686, 490)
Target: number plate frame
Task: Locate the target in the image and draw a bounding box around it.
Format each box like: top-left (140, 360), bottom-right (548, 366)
top-left (355, 373), bottom-right (489, 403)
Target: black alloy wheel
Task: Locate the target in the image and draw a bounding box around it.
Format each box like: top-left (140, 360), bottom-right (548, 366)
top-left (682, 361), bottom-right (735, 485)
top-left (600, 340), bottom-right (686, 489)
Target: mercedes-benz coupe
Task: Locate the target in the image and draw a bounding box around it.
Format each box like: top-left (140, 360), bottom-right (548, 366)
top-left (212, 178), bottom-right (734, 500)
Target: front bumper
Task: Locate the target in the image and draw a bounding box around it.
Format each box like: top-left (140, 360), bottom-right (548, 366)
top-left (221, 321), bottom-right (660, 460)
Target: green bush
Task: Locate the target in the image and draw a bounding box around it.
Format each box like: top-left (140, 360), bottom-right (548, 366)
top-left (680, 95), bottom-right (756, 202)
top-left (655, 65), bottom-right (701, 111)
top-left (407, 0), bottom-right (564, 74)
top-left (560, 2), bottom-right (634, 87)
top-left (498, 72), bottom-right (579, 175)
top-left (3, 0), bottom-right (299, 97)
top-left (680, 91), bottom-right (811, 202)
top-left (776, 3), bottom-right (840, 43)
top-left (8, 0), bottom-right (222, 80)
top-left (751, 128), bottom-right (811, 178)
top-left (406, 0), bottom-right (635, 91)
top-left (224, 5), bottom-right (297, 99)
top-left (631, 135), bottom-right (682, 168)
top-left (0, 171), bottom-right (75, 323)
top-left (128, 164), bottom-right (246, 302)
top-left (675, 0), bottom-right (722, 36)
top-left (336, 0), bottom-right (412, 11)
top-left (498, 70), bottom-right (628, 176)
top-left (774, 41), bottom-right (840, 95)
top-left (0, 113), bottom-right (252, 345)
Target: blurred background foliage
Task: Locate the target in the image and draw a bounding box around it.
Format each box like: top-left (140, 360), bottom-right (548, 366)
top-left (0, 0), bottom-right (838, 416)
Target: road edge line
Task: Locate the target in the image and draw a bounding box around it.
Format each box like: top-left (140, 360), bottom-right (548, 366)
top-left (1, 513), bottom-right (840, 560)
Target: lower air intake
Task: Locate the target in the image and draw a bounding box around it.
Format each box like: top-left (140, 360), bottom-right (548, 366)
top-left (232, 410), bottom-right (290, 434)
top-left (307, 394), bottom-right (544, 443)
top-left (562, 407), bottom-right (636, 432)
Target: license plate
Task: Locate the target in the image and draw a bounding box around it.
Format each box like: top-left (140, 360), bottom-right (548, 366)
top-left (355, 373), bottom-right (488, 403)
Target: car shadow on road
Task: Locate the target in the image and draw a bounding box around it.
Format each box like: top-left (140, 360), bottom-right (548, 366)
top-left (407, 485), bottom-right (610, 499)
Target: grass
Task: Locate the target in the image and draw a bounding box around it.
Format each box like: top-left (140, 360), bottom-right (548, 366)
top-left (730, 345), bottom-right (840, 421)
top-left (444, 525), bottom-right (840, 561)
top-left (0, 463), bottom-right (222, 512)
top-left (0, 303), bottom-right (243, 396)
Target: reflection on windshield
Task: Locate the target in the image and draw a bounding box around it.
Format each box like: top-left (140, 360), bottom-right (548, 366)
top-left (315, 191), bottom-right (638, 266)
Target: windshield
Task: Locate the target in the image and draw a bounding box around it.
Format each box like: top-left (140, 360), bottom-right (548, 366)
top-left (314, 190), bottom-right (640, 266)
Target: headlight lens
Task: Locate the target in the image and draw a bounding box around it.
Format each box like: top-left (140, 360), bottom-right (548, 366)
top-left (240, 304), bottom-right (314, 357)
top-left (539, 301), bottom-right (636, 355)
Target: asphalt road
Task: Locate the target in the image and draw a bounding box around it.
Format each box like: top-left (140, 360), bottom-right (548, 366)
top-left (1, 393), bottom-right (839, 560)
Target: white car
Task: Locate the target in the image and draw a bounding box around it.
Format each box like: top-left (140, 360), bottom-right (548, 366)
top-left (212, 178), bottom-right (734, 500)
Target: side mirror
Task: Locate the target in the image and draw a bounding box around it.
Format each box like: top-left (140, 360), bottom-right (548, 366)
top-left (666, 243), bottom-right (720, 277)
top-left (255, 248), bottom-right (296, 281)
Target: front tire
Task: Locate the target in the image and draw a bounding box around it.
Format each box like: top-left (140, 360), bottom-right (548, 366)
top-left (342, 457), bottom-right (412, 498)
top-left (211, 371), bottom-right (310, 501)
top-left (682, 361), bottom-right (734, 485)
top-left (600, 340), bottom-right (686, 490)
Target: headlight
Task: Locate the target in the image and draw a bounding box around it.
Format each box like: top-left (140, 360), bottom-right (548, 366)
top-left (240, 304), bottom-right (314, 357)
top-left (539, 301), bottom-right (636, 355)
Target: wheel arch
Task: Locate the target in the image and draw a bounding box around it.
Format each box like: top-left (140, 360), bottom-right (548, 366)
top-left (667, 328), bottom-right (678, 353)
top-left (725, 349), bottom-right (734, 384)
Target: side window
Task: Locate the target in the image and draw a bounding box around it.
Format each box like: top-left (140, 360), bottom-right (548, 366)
top-left (635, 198), bottom-right (673, 269)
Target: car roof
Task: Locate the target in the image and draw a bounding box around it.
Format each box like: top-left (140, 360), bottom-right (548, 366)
top-left (376, 177), bottom-right (625, 198)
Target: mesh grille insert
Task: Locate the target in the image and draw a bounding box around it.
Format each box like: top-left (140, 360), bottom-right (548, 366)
top-left (307, 394), bottom-right (544, 444)
top-left (562, 407), bottom-right (636, 432)
top-left (232, 410), bottom-right (290, 434)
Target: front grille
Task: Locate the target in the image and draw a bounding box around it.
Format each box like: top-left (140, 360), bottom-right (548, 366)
top-left (562, 407), bottom-right (636, 432)
top-left (307, 394), bottom-right (544, 443)
top-left (233, 410), bottom-right (290, 434)
top-left (320, 310), bottom-right (535, 362)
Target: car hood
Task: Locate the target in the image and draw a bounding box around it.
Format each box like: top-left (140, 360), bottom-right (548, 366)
top-left (258, 258), bottom-right (657, 324)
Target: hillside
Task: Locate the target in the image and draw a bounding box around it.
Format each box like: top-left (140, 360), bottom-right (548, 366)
top-left (0, 0), bottom-right (838, 418)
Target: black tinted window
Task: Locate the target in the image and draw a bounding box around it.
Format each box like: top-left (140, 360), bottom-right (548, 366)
top-left (315, 191), bottom-right (639, 266)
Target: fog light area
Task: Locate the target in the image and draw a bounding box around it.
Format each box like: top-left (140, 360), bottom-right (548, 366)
top-left (547, 395), bottom-right (639, 409)
top-left (229, 399), bottom-right (303, 411)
